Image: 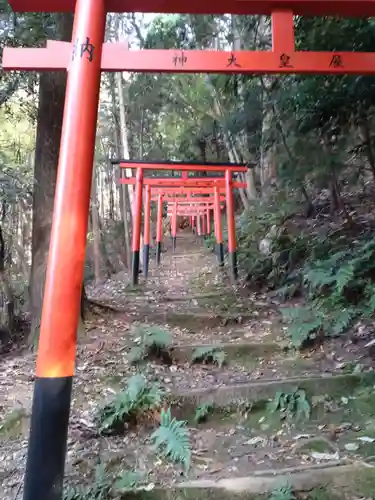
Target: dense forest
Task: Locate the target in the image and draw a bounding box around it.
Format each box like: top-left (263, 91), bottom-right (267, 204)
top-left (3, 5), bottom-right (375, 499)
top-left (2, 7), bottom-right (375, 347)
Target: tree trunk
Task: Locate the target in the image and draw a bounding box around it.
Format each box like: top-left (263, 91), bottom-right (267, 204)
top-left (91, 167), bottom-right (102, 285)
top-left (116, 71), bottom-right (132, 269)
top-left (357, 110), bottom-right (375, 183)
top-left (0, 220), bottom-right (15, 335)
top-left (29, 13), bottom-right (74, 344)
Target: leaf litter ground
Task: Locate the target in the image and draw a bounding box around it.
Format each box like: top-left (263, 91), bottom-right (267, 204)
top-left (1, 233), bottom-right (375, 498)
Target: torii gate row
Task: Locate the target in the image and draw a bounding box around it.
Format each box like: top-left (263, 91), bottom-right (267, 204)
top-left (141, 186), bottom-right (226, 274)
top-left (7, 1), bottom-right (367, 499)
top-left (120, 162), bottom-right (246, 285)
top-left (166, 202), bottom-right (219, 250)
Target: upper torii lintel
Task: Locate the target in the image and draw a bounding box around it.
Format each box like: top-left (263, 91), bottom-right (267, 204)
top-left (7, 0), bottom-right (375, 16)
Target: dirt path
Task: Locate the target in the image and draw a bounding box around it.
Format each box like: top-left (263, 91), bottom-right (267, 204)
top-left (1, 232), bottom-right (375, 499)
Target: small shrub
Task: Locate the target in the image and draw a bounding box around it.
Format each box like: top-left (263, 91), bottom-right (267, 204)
top-left (128, 325), bottom-right (172, 364)
top-left (191, 346), bottom-right (226, 367)
top-left (194, 402), bottom-right (214, 423)
top-left (96, 374), bottom-right (163, 435)
top-left (63, 464), bottom-right (111, 500)
top-left (150, 407), bottom-right (191, 472)
top-left (269, 481), bottom-right (295, 500)
top-left (114, 470), bottom-right (147, 493)
top-left (268, 388), bottom-right (311, 421)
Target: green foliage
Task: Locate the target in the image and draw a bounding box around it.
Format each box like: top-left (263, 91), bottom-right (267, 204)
top-left (151, 407), bottom-right (191, 472)
top-left (191, 346), bottom-right (226, 367)
top-left (128, 324), bottom-right (172, 364)
top-left (282, 235), bottom-right (375, 347)
top-left (268, 388), bottom-right (311, 421)
top-left (194, 402), bottom-right (214, 424)
top-left (63, 464), bottom-right (111, 500)
top-left (114, 470), bottom-right (147, 492)
top-left (269, 482), bottom-right (296, 500)
top-left (237, 196), bottom-right (308, 290)
top-left (63, 465), bottom-right (147, 499)
top-left (96, 375), bottom-right (163, 435)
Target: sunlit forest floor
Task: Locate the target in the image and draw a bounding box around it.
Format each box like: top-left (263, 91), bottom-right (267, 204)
top-left (2, 231), bottom-right (375, 499)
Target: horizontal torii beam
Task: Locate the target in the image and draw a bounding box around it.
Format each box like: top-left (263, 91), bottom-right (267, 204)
top-left (7, 0), bottom-right (375, 17)
top-left (119, 161), bottom-right (248, 172)
top-left (4, 39), bottom-right (375, 74)
top-left (150, 187), bottom-right (230, 194)
top-left (120, 178), bottom-right (246, 187)
top-left (158, 197), bottom-right (225, 203)
top-left (168, 208), bottom-right (215, 214)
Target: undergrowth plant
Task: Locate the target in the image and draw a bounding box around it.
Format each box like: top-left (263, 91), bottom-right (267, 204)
top-left (151, 407), bottom-right (191, 472)
top-left (194, 402), bottom-right (214, 423)
top-left (281, 235), bottom-right (375, 347)
top-left (268, 388), bottom-right (311, 421)
top-left (63, 464), bottom-right (112, 500)
top-left (191, 346), bottom-right (226, 367)
top-left (128, 324), bottom-right (172, 364)
top-left (63, 465), bottom-right (147, 499)
top-left (269, 481), bottom-right (296, 500)
top-left (96, 374), bottom-right (163, 435)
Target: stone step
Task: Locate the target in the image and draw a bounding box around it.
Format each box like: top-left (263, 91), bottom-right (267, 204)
top-left (174, 373), bottom-right (374, 407)
top-left (170, 341), bottom-right (283, 362)
top-left (171, 463), bottom-right (374, 498)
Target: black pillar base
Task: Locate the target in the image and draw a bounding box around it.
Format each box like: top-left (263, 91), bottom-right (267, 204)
top-left (132, 250), bottom-right (140, 285)
top-left (24, 376), bottom-right (72, 500)
top-left (229, 251), bottom-right (238, 281)
top-left (156, 242), bottom-right (162, 266)
top-left (172, 236), bottom-right (177, 251)
top-left (143, 244), bottom-right (150, 279)
top-left (217, 242), bottom-right (225, 267)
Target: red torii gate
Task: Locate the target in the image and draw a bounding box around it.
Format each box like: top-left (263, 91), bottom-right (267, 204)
top-left (5, 1), bottom-right (372, 499)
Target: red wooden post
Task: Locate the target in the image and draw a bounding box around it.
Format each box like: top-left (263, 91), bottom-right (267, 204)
top-left (156, 194), bottom-right (163, 265)
top-left (143, 185), bottom-right (151, 279)
top-left (197, 214), bottom-right (202, 237)
top-left (214, 186), bottom-right (224, 266)
top-left (22, 1), bottom-right (106, 499)
top-left (132, 167), bottom-right (143, 284)
top-left (171, 201), bottom-right (177, 250)
top-left (225, 169), bottom-right (238, 281)
top-left (206, 208), bottom-right (211, 235)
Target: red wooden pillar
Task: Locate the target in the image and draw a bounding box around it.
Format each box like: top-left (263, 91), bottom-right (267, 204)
top-left (156, 194), bottom-right (163, 265)
top-left (225, 169), bottom-right (238, 280)
top-left (201, 213), bottom-right (206, 238)
top-left (131, 167), bottom-right (143, 285)
top-left (171, 201), bottom-right (177, 251)
top-left (143, 185), bottom-right (151, 279)
top-left (24, 1), bottom-right (106, 499)
top-left (214, 186), bottom-right (224, 266)
top-left (197, 214), bottom-right (202, 237)
top-left (206, 208), bottom-right (211, 235)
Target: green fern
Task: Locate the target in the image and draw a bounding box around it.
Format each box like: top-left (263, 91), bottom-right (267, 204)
top-left (269, 481), bottom-right (295, 500)
top-left (63, 464), bottom-right (111, 500)
top-left (128, 325), bottom-right (172, 364)
top-left (150, 407), bottom-right (191, 472)
top-left (268, 388), bottom-right (311, 421)
top-left (194, 402), bottom-right (214, 423)
top-left (114, 470), bottom-right (147, 492)
top-left (191, 346), bottom-right (226, 367)
top-left (97, 374), bottom-right (163, 434)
